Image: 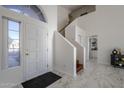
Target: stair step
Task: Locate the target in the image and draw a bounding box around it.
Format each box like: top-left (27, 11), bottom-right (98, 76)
top-left (76, 64), bottom-right (83, 72)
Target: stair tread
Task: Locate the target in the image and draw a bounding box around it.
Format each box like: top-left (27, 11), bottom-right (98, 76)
top-left (76, 64), bottom-right (83, 72)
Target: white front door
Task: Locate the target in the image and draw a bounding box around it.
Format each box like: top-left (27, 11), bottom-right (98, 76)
top-left (24, 22), bottom-right (48, 80)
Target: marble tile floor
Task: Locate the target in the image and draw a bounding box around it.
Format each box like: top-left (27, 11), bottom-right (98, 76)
top-left (48, 61), bottom-right (124, 88)
top-left (16, 61), bottom-right (124, 88)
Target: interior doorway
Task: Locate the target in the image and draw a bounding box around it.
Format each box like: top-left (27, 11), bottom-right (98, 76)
top-left (88, 35), bottom-right (98, 61)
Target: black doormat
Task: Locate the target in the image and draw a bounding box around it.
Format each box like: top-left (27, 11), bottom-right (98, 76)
top-left (22, 72), bottom-right (61, 88)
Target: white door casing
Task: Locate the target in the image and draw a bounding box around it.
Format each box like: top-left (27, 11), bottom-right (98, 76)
top-left (24, 22), bottom-right (48, 81)
top-left (0, 6), bottom-right (48, 86)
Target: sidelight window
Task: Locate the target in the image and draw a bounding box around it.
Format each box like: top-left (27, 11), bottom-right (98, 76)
top-left (8, 20), bottom-right (20, 68)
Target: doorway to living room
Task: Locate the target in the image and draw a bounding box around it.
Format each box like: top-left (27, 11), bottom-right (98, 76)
top-left (88, 35), bottom-right (98, 62)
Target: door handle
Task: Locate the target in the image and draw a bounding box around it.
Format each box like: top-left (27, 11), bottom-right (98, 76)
top-left (24, 50), bottom-right (29, 55)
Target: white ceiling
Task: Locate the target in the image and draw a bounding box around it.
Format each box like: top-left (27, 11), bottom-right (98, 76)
top-left (60, 5), bottom-right (83, 12)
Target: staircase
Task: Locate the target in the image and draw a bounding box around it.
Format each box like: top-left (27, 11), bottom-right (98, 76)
top-left (59, 25), bottom-right (84, 73)
top-left (59, 23), bottom-right (70, 37)
top-left (59, 24), bottom-right (84, 73)
top-left (76, 60), bottom-right (83, 73)
top-left (58, 8), bottom-right (87, 73)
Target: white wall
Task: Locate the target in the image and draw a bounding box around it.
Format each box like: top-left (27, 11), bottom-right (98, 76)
top-left (65, 19), bottom-right (77, 41)
top-left (54, 31), bottom-right (76, 77)
top-left (76, 26), bottom-right (86, 47)
top-left (57, 6), bottom-right (70, 31)
top-left (78, 5), bottom-right (124, 65)
top-left (40, 6), bottom-right (57, 71)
